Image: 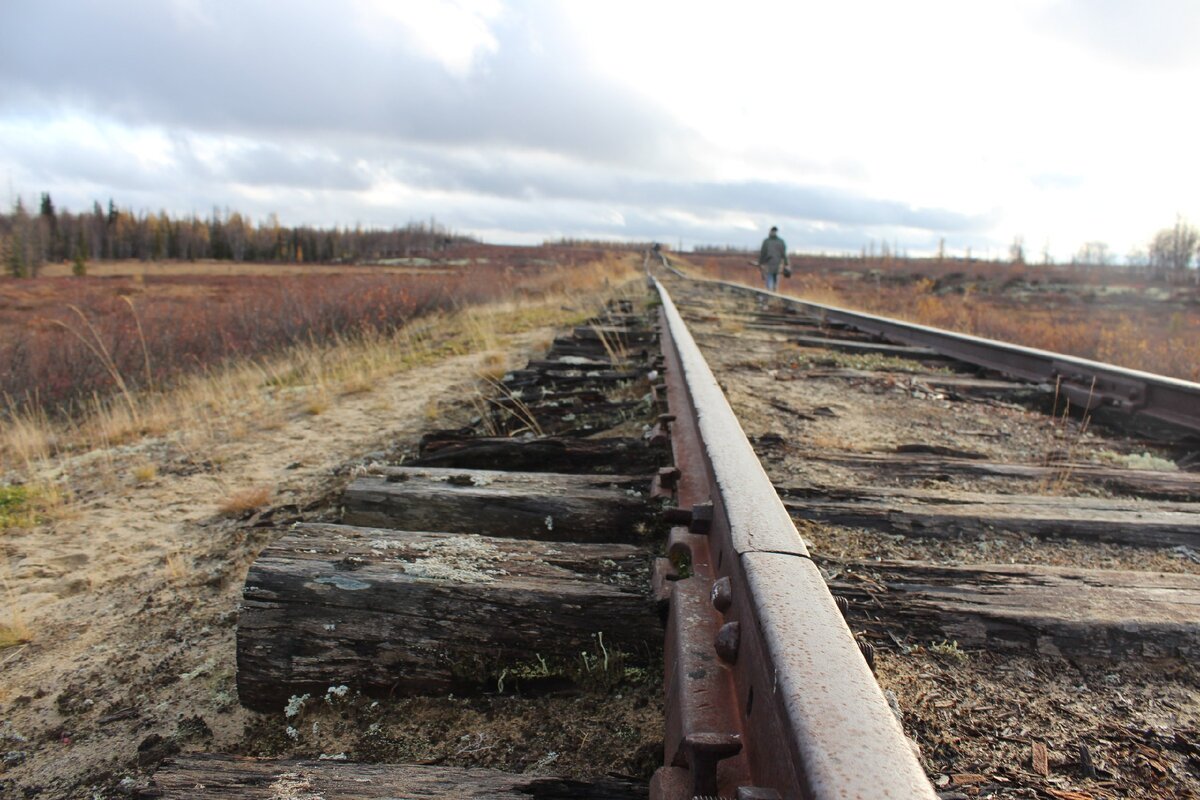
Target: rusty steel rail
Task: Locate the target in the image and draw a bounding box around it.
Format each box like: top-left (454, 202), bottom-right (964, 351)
top-left (659, 259), bottom-right (1200, 435)
top-left (651, 278), bottom-right (936, 799)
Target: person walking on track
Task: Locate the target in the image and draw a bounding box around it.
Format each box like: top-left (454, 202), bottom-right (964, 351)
top-left (755, 226), bottom-right (790, 293)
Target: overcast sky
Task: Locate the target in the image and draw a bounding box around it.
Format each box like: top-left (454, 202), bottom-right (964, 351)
top-left (2, 1), bottom-right (1198, 257)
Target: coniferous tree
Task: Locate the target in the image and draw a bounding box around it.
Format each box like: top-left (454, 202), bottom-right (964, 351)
top-left (72, 230), bottom-right (88, 276)
top-left (1, 194), bottom-right (477, 269)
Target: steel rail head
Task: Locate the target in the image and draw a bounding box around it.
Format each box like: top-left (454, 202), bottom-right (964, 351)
top-left (670, 267), bottom-right (1200, 435)
top-left (652, 278), bottom-right (936, 800)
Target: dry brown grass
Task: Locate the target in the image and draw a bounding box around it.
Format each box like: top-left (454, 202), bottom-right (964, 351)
top-left (681, 255), bottom-right (1200, 382)
top-left (0, 621), bottom-right (30, 650)
top-left (477, 352), bottom-right (509, 381)
top-left (340, 376), bottom-right (375, 396)
top-left (164, 552), bottom-right (189, 582)
top-left (304, 392), bottom-right (331, 416)
top-left (1, 576), bottom-right (32, 650)
top-left (717, 315), bottom-right (746, 334)
top-left (132, 462), bottom-right (158, 484)
top-left (1037, 377), bottom-right (1096, 495)
top-left (0, 252), bottom-right (640, 525)
top-left (218, 485), bottom-right (272, 517)
top-left (3, 249), bottom-right (642, 418)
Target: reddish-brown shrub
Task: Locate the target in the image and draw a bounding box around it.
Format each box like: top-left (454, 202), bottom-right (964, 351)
top-left (0, 253), bottom-right (603, 416)
top-left (687, 254), bottom-right (1200, 382)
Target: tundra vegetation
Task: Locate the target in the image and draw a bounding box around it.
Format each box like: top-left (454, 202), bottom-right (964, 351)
top-left (0, 233), bottom-right (638, 483)
top-left (0, 236), bottom-right (639, 682)
top-left (687, 241), bottom-right (1200, 383)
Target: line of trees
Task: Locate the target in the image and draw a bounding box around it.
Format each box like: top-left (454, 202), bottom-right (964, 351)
top-left (1018, 218), bottom-right (1199, 272)
top-left (1146, 216), bottom-right (1199, 271)
top-left (0, 194), bottom-right (476, 277)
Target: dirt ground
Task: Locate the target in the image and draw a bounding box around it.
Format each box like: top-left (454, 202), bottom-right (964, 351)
top-left (664, 275), bottom-right (1200, 800)
top-left (7, 265), bottom-right (1197, 798)
top-left (0, 309), bottom-right (661, 798)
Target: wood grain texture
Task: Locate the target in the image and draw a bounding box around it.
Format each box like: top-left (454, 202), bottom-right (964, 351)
top-left (413, 434), bottom-right (667, 474)
top-left (784, 487), bottom-right (1200, 548)
top-left (829, 560), bottom-right (1200, 658)
top-left (343, 467), bottom-right (658, 543)
top-left (774, 368), bottom-right (1050, 401)
top-left (137, 754), bottom-right (648, 799)
top-left (237, 523), bottom-right (658, 710)
top-left (789, 450), bottom-right (1200, 501)
top-left (792, 334), bottom-right (952, 359)
top-left (570, 325), bottom-right (657, 345)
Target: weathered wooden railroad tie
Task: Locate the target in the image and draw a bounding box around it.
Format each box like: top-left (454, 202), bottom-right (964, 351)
top-left (670, 277), bottom-right (1200, 663)
top-left (134, 264), bottom-right (1200, 798)
top-left (140, 301), bottom-right (672, 797)
top-left (652, 268), bottom-right (1200, 795)
top-left (143, 755), bottom-right (650, 799)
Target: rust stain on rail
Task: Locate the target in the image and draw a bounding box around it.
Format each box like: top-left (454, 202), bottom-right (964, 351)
top-left (650, 275), bottom-right (936, 800)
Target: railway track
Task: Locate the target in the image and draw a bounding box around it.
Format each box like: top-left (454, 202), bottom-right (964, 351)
top-left (654, 260), bottom-right (1200, 799)
top-left (138, 260), bottom-right (1200, 799)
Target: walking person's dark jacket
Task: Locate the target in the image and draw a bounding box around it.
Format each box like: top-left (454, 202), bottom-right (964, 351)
top-left (759, 231), bottom-right (789, 275)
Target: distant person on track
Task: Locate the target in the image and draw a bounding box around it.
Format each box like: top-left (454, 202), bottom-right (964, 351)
top-left (754, 226), bottom-right (790, 300)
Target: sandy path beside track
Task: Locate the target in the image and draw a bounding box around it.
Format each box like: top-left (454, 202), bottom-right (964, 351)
top-left (0, 331), bottom-right (545, 798)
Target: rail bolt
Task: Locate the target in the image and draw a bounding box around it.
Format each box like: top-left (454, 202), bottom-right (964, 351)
top-left (715, 621), bottom-right (741, 664)
top-left (649, 423), bottom-right (671, 447)
top-left (689, 501), bottom-right (714, 535)
top-left (657, 466), bottom-right (682, 489)
top-left (710, 576), bottom-right (732, 613)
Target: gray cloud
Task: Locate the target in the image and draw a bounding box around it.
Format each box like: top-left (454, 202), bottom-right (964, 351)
top-left (374, 147), bottom-right (989, 233)
top-left (0, 2), bottom-right (998, 253)
top-left (0, 122), bottom-right (169, 194)
top-left (218, 145), bottom-right (373, 191)
top-left (0, 115), bottom-right (988, 251)
top-left (0, 1), bottom-right (684, 168)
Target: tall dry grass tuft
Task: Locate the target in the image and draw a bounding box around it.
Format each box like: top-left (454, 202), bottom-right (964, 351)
top-left (474, 375), bottom-right (546, 437)
top-left (591, 324), bottom-right (630, 367)
top-left (121, 295), bottom-right (155, 392)
top-left (0, 615), bottom-right (31, 651)
top-left (219, 485), bottom-right (272, 517)
top-left (1038, 376), bottom-right (1095, 494)
top-left (50, 305), bottom-right (141, 425)
top-left (164, 551), bottom-right (190, 582)
top-left (1, 570), bottom-right (33, 650)
top-left (2, 398), bottom-right (53, 466)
